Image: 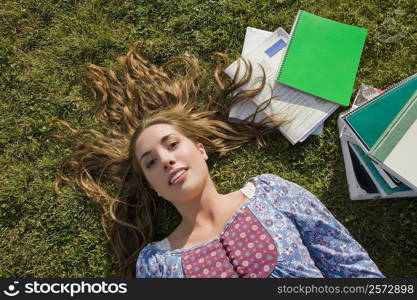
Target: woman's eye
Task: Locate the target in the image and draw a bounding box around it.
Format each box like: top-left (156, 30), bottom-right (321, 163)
top-left (145, 142), bottom-right (178, 169)
top-left (146, 159), bottom-right (155, 169)
top-left (169, 141), bottom-right (179, 148)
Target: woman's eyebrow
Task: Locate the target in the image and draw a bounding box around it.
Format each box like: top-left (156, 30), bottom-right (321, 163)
top-left (139, 133), bottom-right (177, 162)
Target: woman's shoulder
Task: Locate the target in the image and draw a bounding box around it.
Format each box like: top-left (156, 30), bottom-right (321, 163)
top-left (151, 238), bottom-right (172, 251)
top-left (254, 173), bottom-right (309, 190)
top-left (250, 173), bottom-right (285, 183)
top-left (249, 173), bottom-right (313, 202)
top-left (136, 243), bottom-right (169, 275)
top-left (239, 174), bottom-right (284, 199)
top-left (137, 243), bottom-right (162, 263)
top-left (136, 243), bottom-right (181, 278)
top-left (250, 173), bottom-right (294, 190)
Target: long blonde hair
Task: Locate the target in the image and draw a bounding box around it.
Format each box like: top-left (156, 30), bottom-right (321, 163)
top-left (54, 41), bottom-right (286, 277)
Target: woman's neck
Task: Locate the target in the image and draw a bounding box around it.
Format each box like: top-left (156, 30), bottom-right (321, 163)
top-left (168, 179), bottom-right (246, 248)
top-left (173, 177), bottom-right (225, 231)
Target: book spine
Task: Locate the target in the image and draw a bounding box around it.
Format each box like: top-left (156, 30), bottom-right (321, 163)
top-left (276, 10), bottom-right (304, 81)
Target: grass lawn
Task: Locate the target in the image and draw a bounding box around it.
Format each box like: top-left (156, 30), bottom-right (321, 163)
top-left (1, 0), bottom-right (416, 277)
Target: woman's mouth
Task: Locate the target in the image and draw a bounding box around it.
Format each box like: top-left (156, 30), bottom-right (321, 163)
top-left (169, 169), bottom-right (189, 185)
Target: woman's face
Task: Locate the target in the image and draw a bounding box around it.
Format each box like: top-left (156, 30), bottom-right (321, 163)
top-left (135, 123), bottom-right (209, 203)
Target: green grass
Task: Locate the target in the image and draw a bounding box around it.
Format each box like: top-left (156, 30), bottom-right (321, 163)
top-left (1, 0), bottom-right (416, 277)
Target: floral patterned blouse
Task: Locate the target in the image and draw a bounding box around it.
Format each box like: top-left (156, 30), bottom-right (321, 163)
top-left (136, 174), bottom-right (384, 278)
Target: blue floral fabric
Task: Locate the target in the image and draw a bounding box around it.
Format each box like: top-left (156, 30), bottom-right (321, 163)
top-left (136, 174), bottom-right (384, 278)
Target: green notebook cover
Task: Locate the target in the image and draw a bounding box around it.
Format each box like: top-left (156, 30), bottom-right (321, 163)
top-left (276, 10), bottom-right (367, 106)
top-left (368, 90), bottom-right (417, 190)
top-left (344, 73), bottom-right (417, 150)
top-left (370, 90), bottom-right (417, 162)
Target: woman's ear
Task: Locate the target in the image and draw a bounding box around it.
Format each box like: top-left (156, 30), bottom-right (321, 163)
top-left (197, 143), bottom-right (208, 161)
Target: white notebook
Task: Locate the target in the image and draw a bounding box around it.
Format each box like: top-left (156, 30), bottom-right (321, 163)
top-left (225, 27), bottom-right (337, 144)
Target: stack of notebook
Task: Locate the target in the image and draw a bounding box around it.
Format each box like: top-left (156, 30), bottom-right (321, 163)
top-left (224, 10), bottom-right (417, 200)
top-left (225, 10), bottom-right (368, 144)
top-left (338, 75), bottom-right (417, 200)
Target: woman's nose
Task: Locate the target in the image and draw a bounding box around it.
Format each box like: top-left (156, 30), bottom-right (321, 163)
top-left (158, 149), bottom-right (176, 170)
top-left (163, 158), bottom-right (176, 170)
top-left (164, 161), bottom-right (175, 170)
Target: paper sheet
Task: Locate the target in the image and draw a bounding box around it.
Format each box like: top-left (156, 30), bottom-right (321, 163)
top-left (226, 27), bottom-right (338, 144)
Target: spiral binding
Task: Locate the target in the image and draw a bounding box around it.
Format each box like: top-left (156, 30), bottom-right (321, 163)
top-left (276, 10), bottom-right (304, 81)
top-left (344, 72), bottom-right (417, 120)
top-left (343, 72), bottom-right (417, 149)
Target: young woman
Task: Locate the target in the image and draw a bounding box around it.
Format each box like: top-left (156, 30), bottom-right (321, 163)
top-left (55, 41), bottom-right (384, 278)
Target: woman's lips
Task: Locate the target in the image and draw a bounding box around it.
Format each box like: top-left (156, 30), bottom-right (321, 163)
top-left (170, 169), bottom-right (188, 185)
